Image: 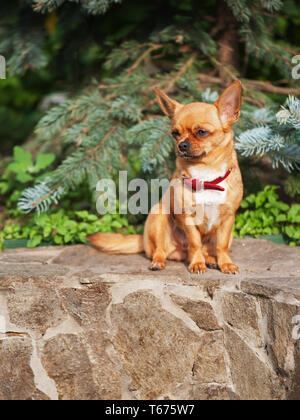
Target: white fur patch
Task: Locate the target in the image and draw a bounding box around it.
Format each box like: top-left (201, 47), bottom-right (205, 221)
top-left (188, 165), bottom-right (228, 231)
top-left (188, 165), bottom-right (228, 205)
top-left (204, 204), bottom-right (219, 231)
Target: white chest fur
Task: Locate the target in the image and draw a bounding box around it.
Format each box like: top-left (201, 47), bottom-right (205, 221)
top-left (188, 165), bottom-right (228, 231)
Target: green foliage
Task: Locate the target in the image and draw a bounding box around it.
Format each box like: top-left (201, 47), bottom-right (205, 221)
top-left (0, 230), bottom-right (4, 252)
top-left (0, 0), bottom-right (299, 251)
top-left (0, 146), bottom-right (55, 202)
top-left (6, 146), bottom-right (55, 183)
top-left (127, 118), bottom-right (174, 173)
top-left (0, 208), bottom-right (142, 250)
top-left (0, 75), bottom-right (43, 153)
top-left (234, 186), bottom-right (300, 246)
top-left (235, 96), bottom-right (300, 172)
top-left (285, 174), bottom-right (300, 198)
top-left (32, 0), bottom-right (123, 15)
top-left (17, 82), bottom-right (300, 213)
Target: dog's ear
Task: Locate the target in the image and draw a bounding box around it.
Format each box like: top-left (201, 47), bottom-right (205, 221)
top-left (155, 87), bottom-right (182, 119)
top-left (214, 81), bottom-right (242, 129)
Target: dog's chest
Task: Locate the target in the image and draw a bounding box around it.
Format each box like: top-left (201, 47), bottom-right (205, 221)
top-left (188, 166), bottom-right (228, 231)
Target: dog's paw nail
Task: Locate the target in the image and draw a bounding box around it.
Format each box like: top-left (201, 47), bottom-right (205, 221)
top-left (189, 263), bottom-right (207, 274)
top-left (220, 264), bottom-right (239, 274)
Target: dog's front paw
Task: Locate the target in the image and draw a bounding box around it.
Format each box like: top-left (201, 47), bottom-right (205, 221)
top-left (219, 263), bottom-right (239, 274)
top-left (149, 260), bottom-right (166, 271)
top-left (189, 262), bottom-right (207, 274)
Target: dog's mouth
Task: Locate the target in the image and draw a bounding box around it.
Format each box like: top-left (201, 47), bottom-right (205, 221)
top-left (178, 151), bottom-right (207, 160)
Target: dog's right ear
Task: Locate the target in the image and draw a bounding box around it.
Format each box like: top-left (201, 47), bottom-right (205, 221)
top-left (214, 81), bottom-right (242, 129)
top-left (155, 88), bottom-right (182, 119)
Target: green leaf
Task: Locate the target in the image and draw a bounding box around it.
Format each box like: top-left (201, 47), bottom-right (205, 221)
top-left (13, 146), bottom-right (32, 166)
top-left (57, 226), bottom-right (67, 235)
top-left (43, 226), bottom-right (52, 237)
top-left (285, 225), bottom-right (300, 239)
top-left (0, 182), bottom-right (9, 194)
top-left (53, 235), bottom-right (63, 245)
top-left (111, 220), bottom-right (122, 229)
top-left (7, 162), bottom-right (28, 173)
top-left (75, 211), bottom-right (90, 220)
top-left (16, 171), bottom-right (33, 183)
top-left (287, 204), bottom-right (300, 223)
top-left (276, 214), bottom-right (286, 222)
top-left (64, 233), bottom-right (74, 243)
top-left (35, 213), bottom-right (50, 226)
top-left (32, 153), bottom-right (56, 173)
top-left (277, 202), bottom-right (289, 212)
top-left (27, 236), bottom-right (43, 248)
top-left (78, 232), bottom-right (88, 243)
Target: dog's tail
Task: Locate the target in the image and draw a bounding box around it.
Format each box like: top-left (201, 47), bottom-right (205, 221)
top-left (88, 232), bottom-right (144, 254)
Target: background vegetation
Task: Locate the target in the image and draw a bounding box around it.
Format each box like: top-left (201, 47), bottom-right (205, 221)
top-left (0, 0), bottom-right (299, 250)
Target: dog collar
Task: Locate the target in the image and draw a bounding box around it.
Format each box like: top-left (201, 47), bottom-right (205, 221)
top-left (182, 169), bottom-right (232, 192)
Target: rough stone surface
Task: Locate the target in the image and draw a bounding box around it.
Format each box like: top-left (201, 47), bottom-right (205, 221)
top-left (222, 292), bottom-right (261, 346)
top-left (7, 281), bottom-right (66, 335)
top-left (191, 384), bottom-right (239, 400)
top-left (110, 292), bottom-right (200, 399)
top-left (193, 331), bottom-right (227, 384)
top-left (170, 295), bottom-right (220, 331)
top-left (224, 326), bottom-right (284, 400)
top-left (0, 238), bottom-right (299, 400)
top-left (0, 337), bottom-right (49, 400)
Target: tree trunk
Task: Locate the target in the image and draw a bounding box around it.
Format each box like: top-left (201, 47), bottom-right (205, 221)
top-left (217, 0), bottom-right (239, 84)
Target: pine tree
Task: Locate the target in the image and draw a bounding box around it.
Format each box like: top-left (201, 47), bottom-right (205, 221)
top-left (0, 0), bottom-right (298, 213)
top-left (236, 95), bottom-right (300, 170)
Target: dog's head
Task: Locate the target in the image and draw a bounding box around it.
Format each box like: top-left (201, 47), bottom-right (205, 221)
top-left (155, 81), bottom-right (242, 161)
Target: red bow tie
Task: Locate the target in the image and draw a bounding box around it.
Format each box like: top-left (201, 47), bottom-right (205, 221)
top-left (182, 169), bottom-right (232, 192)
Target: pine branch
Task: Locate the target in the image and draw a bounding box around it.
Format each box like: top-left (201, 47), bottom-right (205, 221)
top-left (15, 21), bottom-right (299, 215)
top-left (32, 0), bottom-right (123, 14)
top-left (33, 0), bottom-right (66, 14)
top-left (260, 0), bottom-right (283, 12)
top-left (225, 0), bottom-right (251, 23)
top-left (128, 118), bottom-right (173, 173)
top-left (277, 96), bottom-right (300, 129)
top-left (235, 126), bottom-right (285, 156)
top-left (236, 96), bottom-right (300, 172)
top-left (270, 144), bottom-right (300, 172)
top-left (0, 30), bottom-right (47, 75)
top-left (18, 181), bottom-right (65, 214)
top-left (197, 73), bottom-right (300, 96)
top-left (125, 44), bottom-right (163, 77)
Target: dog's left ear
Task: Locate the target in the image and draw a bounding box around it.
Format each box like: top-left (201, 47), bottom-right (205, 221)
top-left (155, 87), bottom-right (182, 119)
top-left (214, 81), bottom-right (242, 129)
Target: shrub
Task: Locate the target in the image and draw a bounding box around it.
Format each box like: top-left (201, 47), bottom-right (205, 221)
top-left (234, 186), bottom-right (300, 246)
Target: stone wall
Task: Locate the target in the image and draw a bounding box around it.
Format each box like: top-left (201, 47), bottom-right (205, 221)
top-left (0, 238), bottom-right (299, 400)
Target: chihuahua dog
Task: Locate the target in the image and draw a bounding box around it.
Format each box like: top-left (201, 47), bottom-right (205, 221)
top-left (89, 81), bottom-right (243, 274)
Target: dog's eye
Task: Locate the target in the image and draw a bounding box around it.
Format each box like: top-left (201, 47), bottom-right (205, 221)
top-left (172, 130), bottom-right (180, 138)
top-left (195, 129), bottom-right (208, 137)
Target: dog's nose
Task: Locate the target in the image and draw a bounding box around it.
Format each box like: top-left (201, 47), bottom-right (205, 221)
top-left (178, 140), bottom-right (190, 152)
